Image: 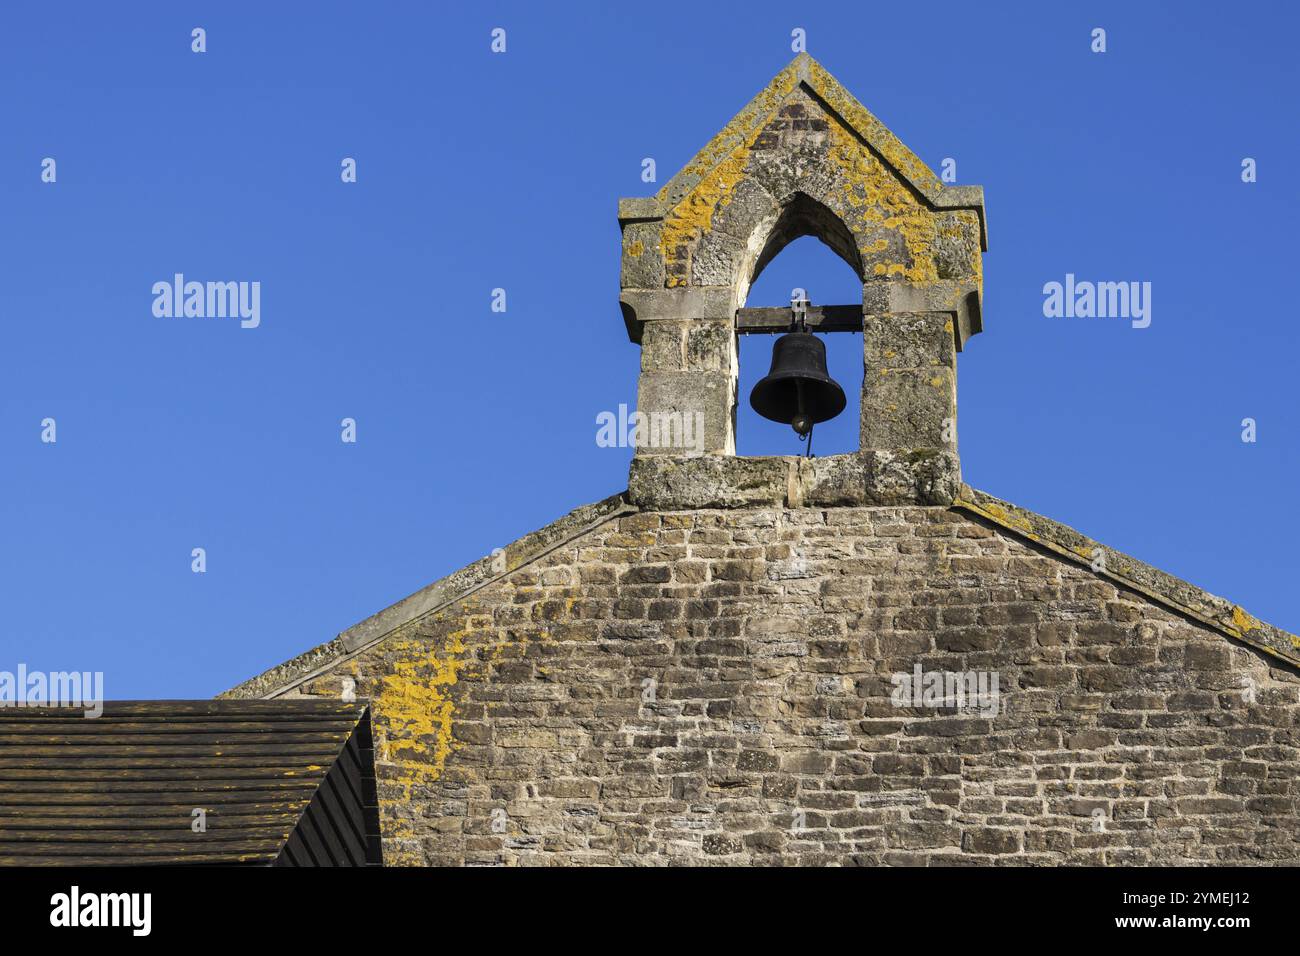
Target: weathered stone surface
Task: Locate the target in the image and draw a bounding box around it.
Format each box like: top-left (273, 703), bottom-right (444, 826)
top-left (620, 220), bottom-right (664, 290)
top-left (621, 68), bottom-right (985, 297)
top-left (619, 287), bottom-right (737, 342)
top-left (791, 453), bottom-right (868, 508)
top-left (691, 230), bottom-right (747, 288)
top-left (953, 485), bottom-right (1300, 670)
top-left (230, 503), bottom-right (1300, 867)
top-left (633, 371), bottom-right (733, 457)
top-left (934, 211), bottom-right (983, 282)
top-left (220, 493), bottom-right (633, 699)
top-left (864, 370), bottom-right (956, 452)
top-left (628, 455), bottom-right (787, 509)
top-left (862, 313), bottom-right (958, 455)
top-left (683, 321), bottom-right (734, 372)
top-left (865, 450), bottom-right (961, 506)
top-left (867, 312), bottom-right (957, 371)
top-left (618, 52), bottom-right (987, 461)
top-left (638, 321), bottom-right (686, 373)
top-left (628, 450), bottom-right (960, 510)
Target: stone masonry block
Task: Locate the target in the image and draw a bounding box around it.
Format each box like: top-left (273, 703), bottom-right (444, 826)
top-left (620, 220), bottom-right (665, 290)
top-left (634, 370), bottom-right (733, 456)
top-left (684, 320), bottom-right (735, 373)
top-left (862, 313), bottom-right (958, 454)
top-left (639, 321), bottom-right (686, 373)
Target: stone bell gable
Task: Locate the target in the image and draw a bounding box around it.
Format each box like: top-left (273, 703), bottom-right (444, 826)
top-left (223, 55), bottom-right (1300, 867)
top-left (619, 54), bottom-right (987, 511)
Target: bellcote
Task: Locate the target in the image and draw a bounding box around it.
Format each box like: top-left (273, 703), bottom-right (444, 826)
top-left (619, 53), bottom-right (988, 510)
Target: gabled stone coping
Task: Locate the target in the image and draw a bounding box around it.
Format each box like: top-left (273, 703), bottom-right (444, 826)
top-left (223, 484), bottom-right (1299, 700)
top-left (618, 53), bottom-right (988, 248)
top-left (220, 493), bottom-right (635, 700)
top-left (952, 484), bottom-right (1300, 669)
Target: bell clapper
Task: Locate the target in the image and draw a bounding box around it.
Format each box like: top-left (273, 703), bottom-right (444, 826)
top-left (799, 421), bottom-right (815, 458)
top-left (792, 379), bottom-right (814, 458)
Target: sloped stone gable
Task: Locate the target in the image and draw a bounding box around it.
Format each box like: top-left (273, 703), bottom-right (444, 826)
top-left (252, 506), bottom-right (1300, 866)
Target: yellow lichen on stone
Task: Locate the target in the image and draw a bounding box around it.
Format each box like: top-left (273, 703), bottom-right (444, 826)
top-left (660, 145), bottom-right (752, 287)
top-left (820, 116), bottom-right (936, 284)
top-left (655, 61), bottom-right (801, 204)
top-left (374, 624), bottom-right (471, 857)
top-left (954, 210), bottom-right (983, 283)
top-left (1231, 605), bottom-right (1261, 635)
top-left (978, 501), bottom-right (1035, 536)
top-left (655, 56), bottom-right (940, 288)
top-left (655, 67), bottom-right (803, 286)
top-left (806, 59), bottom-right (942, 195)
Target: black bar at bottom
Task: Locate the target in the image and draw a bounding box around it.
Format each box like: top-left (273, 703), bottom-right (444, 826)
top-left (0, 863), bottom-right (1278, 942)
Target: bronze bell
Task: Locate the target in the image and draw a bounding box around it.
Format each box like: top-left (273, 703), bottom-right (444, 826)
top-left (749, 320), bottom-right (847, 450)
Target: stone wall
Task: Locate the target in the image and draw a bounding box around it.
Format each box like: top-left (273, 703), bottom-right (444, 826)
top-left (266, 505), bottom-right (1300, 866)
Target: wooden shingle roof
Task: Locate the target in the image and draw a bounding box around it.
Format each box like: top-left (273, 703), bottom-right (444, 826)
top-left (0, 699), bottom-right (380, 866)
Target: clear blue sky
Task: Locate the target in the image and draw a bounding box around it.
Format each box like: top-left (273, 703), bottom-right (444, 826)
top-left (2, 1), bottom-right (1296, 698)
